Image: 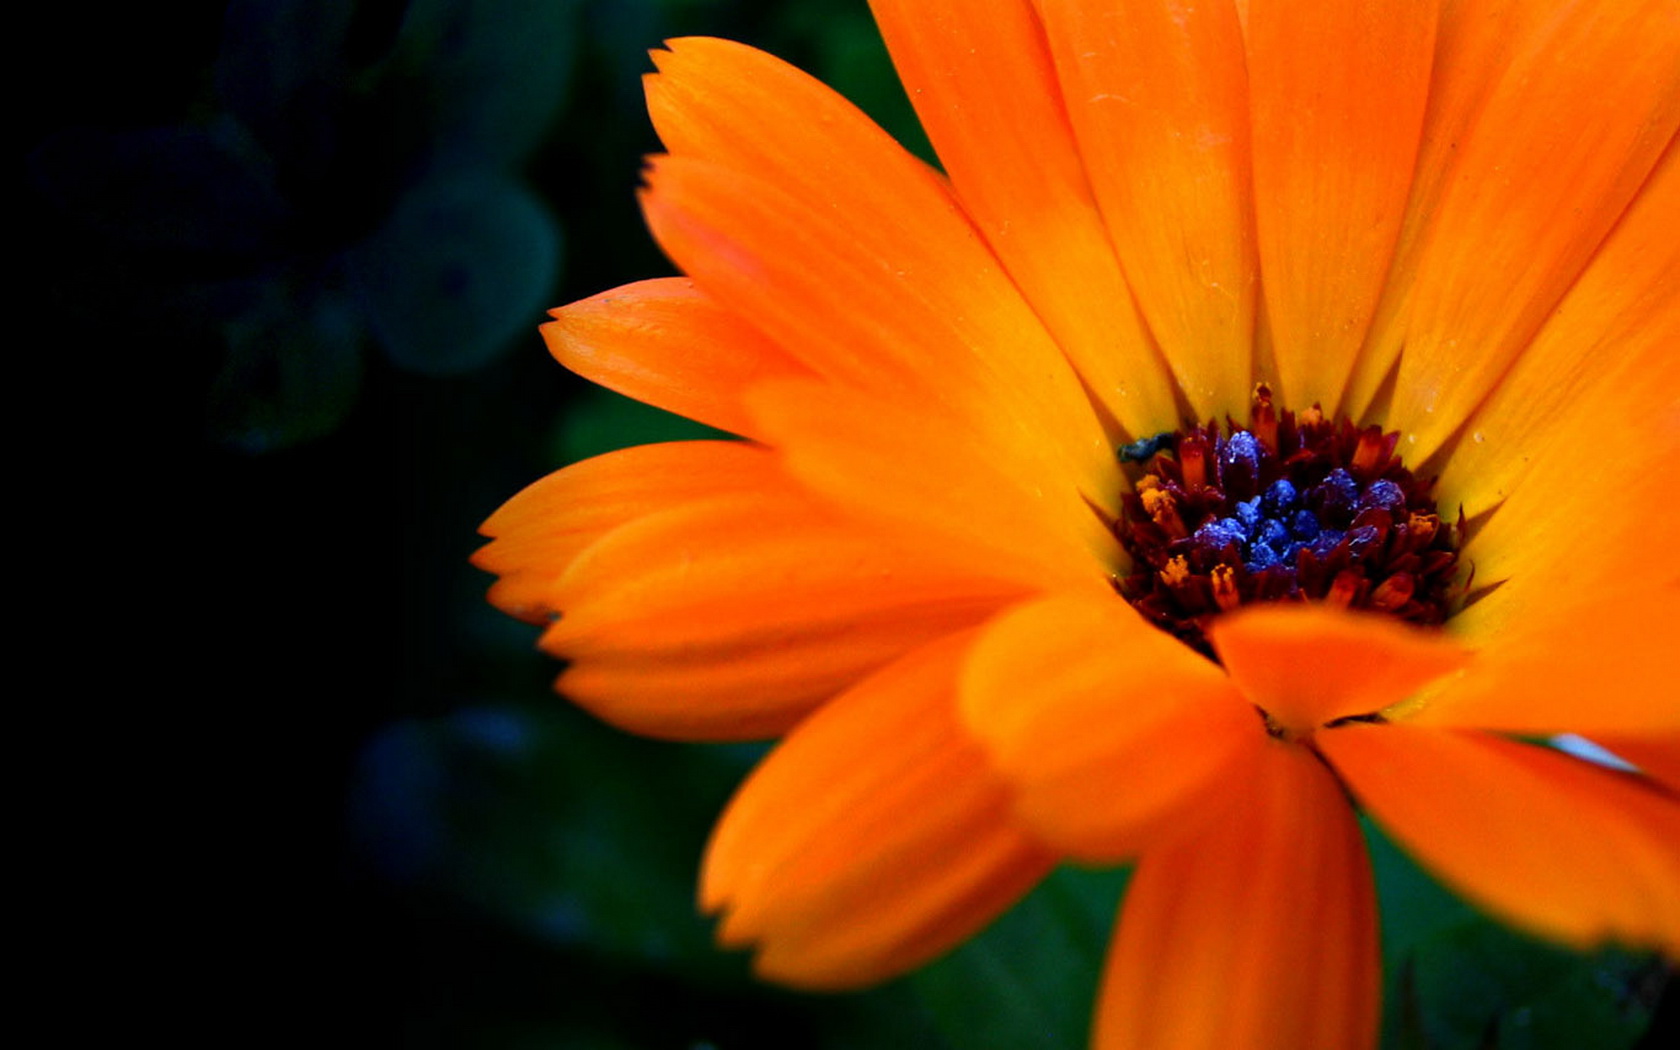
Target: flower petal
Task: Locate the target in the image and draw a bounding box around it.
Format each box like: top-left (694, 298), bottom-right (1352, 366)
top-left (1436, 142), bottom-right (1680, 520)
top-left (1597, 733), bottom-right (1680, 793)
top-left (1095, 741), bottom-right (1379, 1050)
top-left (543, 488), bottom-right (1026, 741)
top-left (1246, 0), bottom-right (1436, 415)
top-left (1321, 724), bottom-right (1680, 956)
top-left (1418, 583), bottom-right (1680, 735)
top-left (642, 38), bottom-right (1115, 502)
top-left (472, 440), bottom-right (776, 622)
top-left (746, 378), bottom-right (1125, 591)
top-left (1039, 0), bottom-right (1257, 421)
top-left (540, 277), bottom-right (813, 440)
top-left (1346, 0), bottom-right (1680, 456)
top-left (869, 0), bottom-right (1181, 437)
top-left (959, 593), bottom-right (1258, 862)
top-left (702, 631), bottom-right (1056, 988)
top-left (1207, 604), bottom-right (1471, 732)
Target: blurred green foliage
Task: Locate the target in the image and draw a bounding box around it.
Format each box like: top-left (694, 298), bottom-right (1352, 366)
top-left (37, 0), bottom-right (1667, 1045)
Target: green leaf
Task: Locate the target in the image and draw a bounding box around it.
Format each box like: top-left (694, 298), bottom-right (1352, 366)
top-left (1368, 821), bottom-right (1661, 1050)
top-left (910, 865), bottom-right (1128, 1050)
top-left (551, 385), bottom-right (731, 465)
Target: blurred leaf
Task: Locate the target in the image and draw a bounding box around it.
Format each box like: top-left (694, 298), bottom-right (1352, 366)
top-left (206, 274), bottom-right (364, 452)
top-left (213, 0), bottom-right (359, 181)
top-left (1369, 820), bottom-right (1660, 1050)
top-left (351, 170), bottom-right (561, 375)
top-left (351, 702), bottom-right (761, 971)
top-left (911, 865), bottom-right (1128, 1050)
top-left (395, 0), bottom-right (583, 170)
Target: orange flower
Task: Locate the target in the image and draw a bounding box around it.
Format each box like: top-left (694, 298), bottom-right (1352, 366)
top-left (475, 2), bottom-right (1680, 1047)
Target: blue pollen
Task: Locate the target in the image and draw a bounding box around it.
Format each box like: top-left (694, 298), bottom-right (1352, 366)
top-left (1360, 479), bottom-right (1407, 513)
top-left (1313, 468), bottom-right (1360, 525)
top-left (1260, 479), bottom-right (1298, 517)
top-left (1193, 516), bottom-right (1249, 551)
top-left (1220, 431), bottom-right (1262, 488)
top-left (1254, 519), bottom-right (1291, 552)
top-left (1289, 510), bottom-right (1321, 540)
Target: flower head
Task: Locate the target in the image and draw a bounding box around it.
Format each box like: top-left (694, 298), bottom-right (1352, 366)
top-left (476, 1), bottom-right (1680, 1046)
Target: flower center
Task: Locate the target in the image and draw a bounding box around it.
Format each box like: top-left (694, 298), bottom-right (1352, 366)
top-left (1113, 385), bottom-right (1461, 659)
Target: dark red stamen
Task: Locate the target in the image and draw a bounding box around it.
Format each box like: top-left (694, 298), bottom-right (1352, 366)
top-left (1113, 385), bottom-right (1463, 659)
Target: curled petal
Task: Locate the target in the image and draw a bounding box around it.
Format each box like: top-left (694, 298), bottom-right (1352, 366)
top-left (959, 593), bottom-right (1257, 862)
top-left (1208, 603), bottom-right (1471, 732)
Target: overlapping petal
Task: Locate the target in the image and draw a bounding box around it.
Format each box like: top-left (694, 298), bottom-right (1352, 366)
top-left (1437, 142), bottom-right (1680, 522)
top-left (870, 0), bottom-right (1180, 438)
top-left (1038, 0), bottom-right (1257, 421)
top-left (747, 378), bottom-right (1125, 591)
top-left (472, 440), bottom-right (778, 622)
top-left (1346, 0), bottom-right (1680, 457)
top-left (543, 488), bottom-right (1027, 740)
top-left (1415, 584), bottom-right (1680, 735)
top-left (958, 593), bottom-right (1259, 861)
top-left (1321, 725), bottom-right (1680, 957)
top-left (1207, 604), bottom-right (1472, 733)
top-left (1246, 0), bottom-right (1436, 415)
top-left (702, 631), bottom-right (1057, 988)
top-left (1095, 741), bottom-right (1379, 1050)
top-left (475, 3), bottom-right (1680, 1046)
top-left (642, 37), bottom-right (1118, 510)
top-left (540, 277), bottom-right (813, 441)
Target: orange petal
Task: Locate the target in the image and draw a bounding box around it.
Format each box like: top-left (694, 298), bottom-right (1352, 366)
top-left (472, 440), bottom-right (776, 622)
top-left (1321, 724), bottom-right (1680, 956)
top-left (958, 593), bottom-right (1259, 862)
top-left (540, 278), bottom-right (812, 440)
top-left (1096, 741), bottom-right (1379, 1050)
top-left (869, 0), bottom-right (1180, 438)
top-left (1207, 604), bottom-right (1471, 733)
top-left (641, 39), bottom-right (1115, 503)
top-left (1437, 141), bottom-right (1680, 522)
top-left (701, 631), bottom-right (1057, 988)
top-left (1596, 733), bottom-right (1680, 793)
top-left (1448, 385), bottom-right (1679, 650)
top-left (746, 378), bottom-right (1125, 592)
top-left (1246, 0), bottom-right (1436, 415)
top-left (1039, 0), bottom-right (1257, 421)
top-left (1346, 0), bottom-right (1680, 456)
top-left (543, 489), bottom-right (1026, 740)
top-left (1418, 583), bottom-right (1680, 735)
